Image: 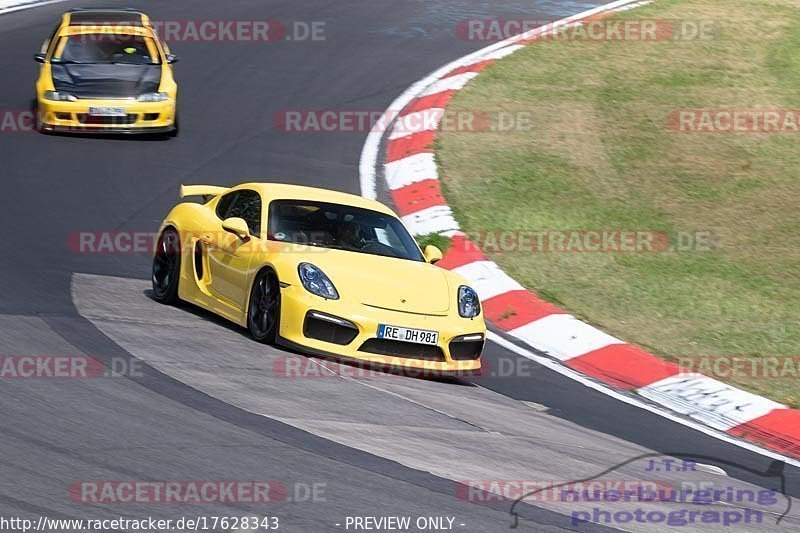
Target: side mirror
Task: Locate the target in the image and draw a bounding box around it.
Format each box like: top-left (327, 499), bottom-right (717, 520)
top-left (166, 54), bottom-right (179, 64)
top-left (423, 245), bottom-right (443, 264)
top-left (221, 217), bottom-right (250, 241)
top-left (33, 53), bottom-right (46, 63)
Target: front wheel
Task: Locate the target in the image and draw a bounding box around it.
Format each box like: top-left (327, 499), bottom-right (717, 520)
top-left (33, 99), bottom-right (45, 133)
top-left (247, 269), bottom-right (280, 343)
top-left (168, 112), bottom-right (179, 137)
top-left (152, 228), bottom-right (181, 304)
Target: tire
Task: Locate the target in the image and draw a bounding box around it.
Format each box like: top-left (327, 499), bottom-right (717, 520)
top-left (33, 99), bottom-right (45, 133)
top-left (152, 227), bottom-right (181, 304)
top-left (247, 268), bottom-right (280, 344)
top-left (168, 112), bottom-right (179, 137)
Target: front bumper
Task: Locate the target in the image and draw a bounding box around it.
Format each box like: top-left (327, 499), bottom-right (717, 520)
top-left (278, 284), bottom-right (485, 374)
top-left (37, 97), bottom-right (176, 133)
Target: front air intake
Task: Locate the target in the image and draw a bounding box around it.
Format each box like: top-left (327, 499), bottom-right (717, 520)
top-left (303, 311), bottom-right (358, 345)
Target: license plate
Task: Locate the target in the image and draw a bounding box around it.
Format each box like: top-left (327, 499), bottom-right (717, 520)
top-left (88, 107), bottom-right (127, 117)
top-left (377, 324), bottom-right (439, 345)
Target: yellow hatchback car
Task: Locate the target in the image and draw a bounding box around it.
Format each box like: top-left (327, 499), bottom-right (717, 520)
top-left (153, 183), bottom-right (486, 375)
top-left (33, 8), bottom-right (178, 135)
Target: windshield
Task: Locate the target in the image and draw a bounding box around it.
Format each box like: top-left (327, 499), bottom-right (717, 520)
top-left (53, 34), bottom-right (161, 65)
top-left (268, 200), bottom-right (425, 262)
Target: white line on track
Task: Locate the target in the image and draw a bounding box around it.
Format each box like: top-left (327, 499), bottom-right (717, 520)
top-left (0, 0), bottom-right (69, 16)
top-left (488, 331), bottom-right (800, 468)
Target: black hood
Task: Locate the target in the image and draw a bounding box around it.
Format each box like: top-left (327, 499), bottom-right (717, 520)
top-left (51, 64), bottom-right (162, 99)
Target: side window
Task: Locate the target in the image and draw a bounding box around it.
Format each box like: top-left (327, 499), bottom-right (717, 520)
top-left (43, 23), bottom-right (61, 55)
top-left (217, 190), bottom-right (262, 237)
top-left (215, 191), bottom-right (238, 220)
top-left (159, 35), bottom-right (171, 55)
top-left (228, 190), bottom-right (262, 236)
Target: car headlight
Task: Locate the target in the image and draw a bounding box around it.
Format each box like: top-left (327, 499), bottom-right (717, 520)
top-left (43, 91), bottom-right (76, 102)
top-left (298, 263), bottom-right (339, 300)
top-left (458, 285), bottom-right (481, 318)
top-left (138, 92), bottom-right (170, 102)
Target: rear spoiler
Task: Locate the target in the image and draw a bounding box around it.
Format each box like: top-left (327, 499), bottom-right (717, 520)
top-left (180, 184), bottom-right (228, 202)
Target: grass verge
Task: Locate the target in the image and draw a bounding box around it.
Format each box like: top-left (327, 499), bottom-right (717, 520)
top-left (437, 0), bottom-right (800, 404)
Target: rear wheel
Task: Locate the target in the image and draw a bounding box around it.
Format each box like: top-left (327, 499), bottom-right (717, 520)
top-left (247, 269), bottom-right (280, 343)
top-left (152, 228), bottom-right (181, 304)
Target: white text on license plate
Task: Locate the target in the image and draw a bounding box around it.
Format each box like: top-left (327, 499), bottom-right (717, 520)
top-left (377, 324), bottom-right (439, 345)
top-left (88, 107), bottom-right (127, 117)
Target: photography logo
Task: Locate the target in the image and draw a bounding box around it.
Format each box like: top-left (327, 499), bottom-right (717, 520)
top-left (505, 452), bottom-right (791, 528)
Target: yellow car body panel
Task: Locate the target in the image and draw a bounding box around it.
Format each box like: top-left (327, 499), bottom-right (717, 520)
top-left (34, 10), bottom-right (178, 133)
top-left (157, 183), bottom-right (485, 374)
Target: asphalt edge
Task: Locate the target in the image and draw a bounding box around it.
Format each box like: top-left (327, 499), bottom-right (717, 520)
top-left (359, 0), bottom-right (800, 461)
top-left (0, 0), bottom-right (69, 16)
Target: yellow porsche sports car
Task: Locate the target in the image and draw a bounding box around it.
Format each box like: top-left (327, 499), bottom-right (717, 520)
top-left (33, 8), bottom-right (178, 135)
top-left (152, 183), bottom-right (485, 374)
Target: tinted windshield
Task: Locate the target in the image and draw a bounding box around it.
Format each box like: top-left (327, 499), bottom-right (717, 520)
top-left (268, 200), bottom-right (424, 262)
top-left (53, 34), bottom-right (161, 65)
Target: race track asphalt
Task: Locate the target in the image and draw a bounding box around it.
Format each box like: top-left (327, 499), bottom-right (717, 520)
top-left (0, 0), bottom-right (797, 531)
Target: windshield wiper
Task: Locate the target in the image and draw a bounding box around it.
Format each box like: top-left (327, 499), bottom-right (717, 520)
top-left (110, 60), bottom-right (160, 65)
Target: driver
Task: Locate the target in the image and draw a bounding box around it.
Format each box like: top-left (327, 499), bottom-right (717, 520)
top-left (109, 37), bottom-right (151, 64)
top-left (335, 220), bottom-right (363, 249)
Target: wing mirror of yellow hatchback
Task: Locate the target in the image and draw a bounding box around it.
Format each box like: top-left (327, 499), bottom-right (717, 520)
top-left (423, 245), bottom-right (443, 264)
top-left (221, 217), bottom-right (250, 241)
